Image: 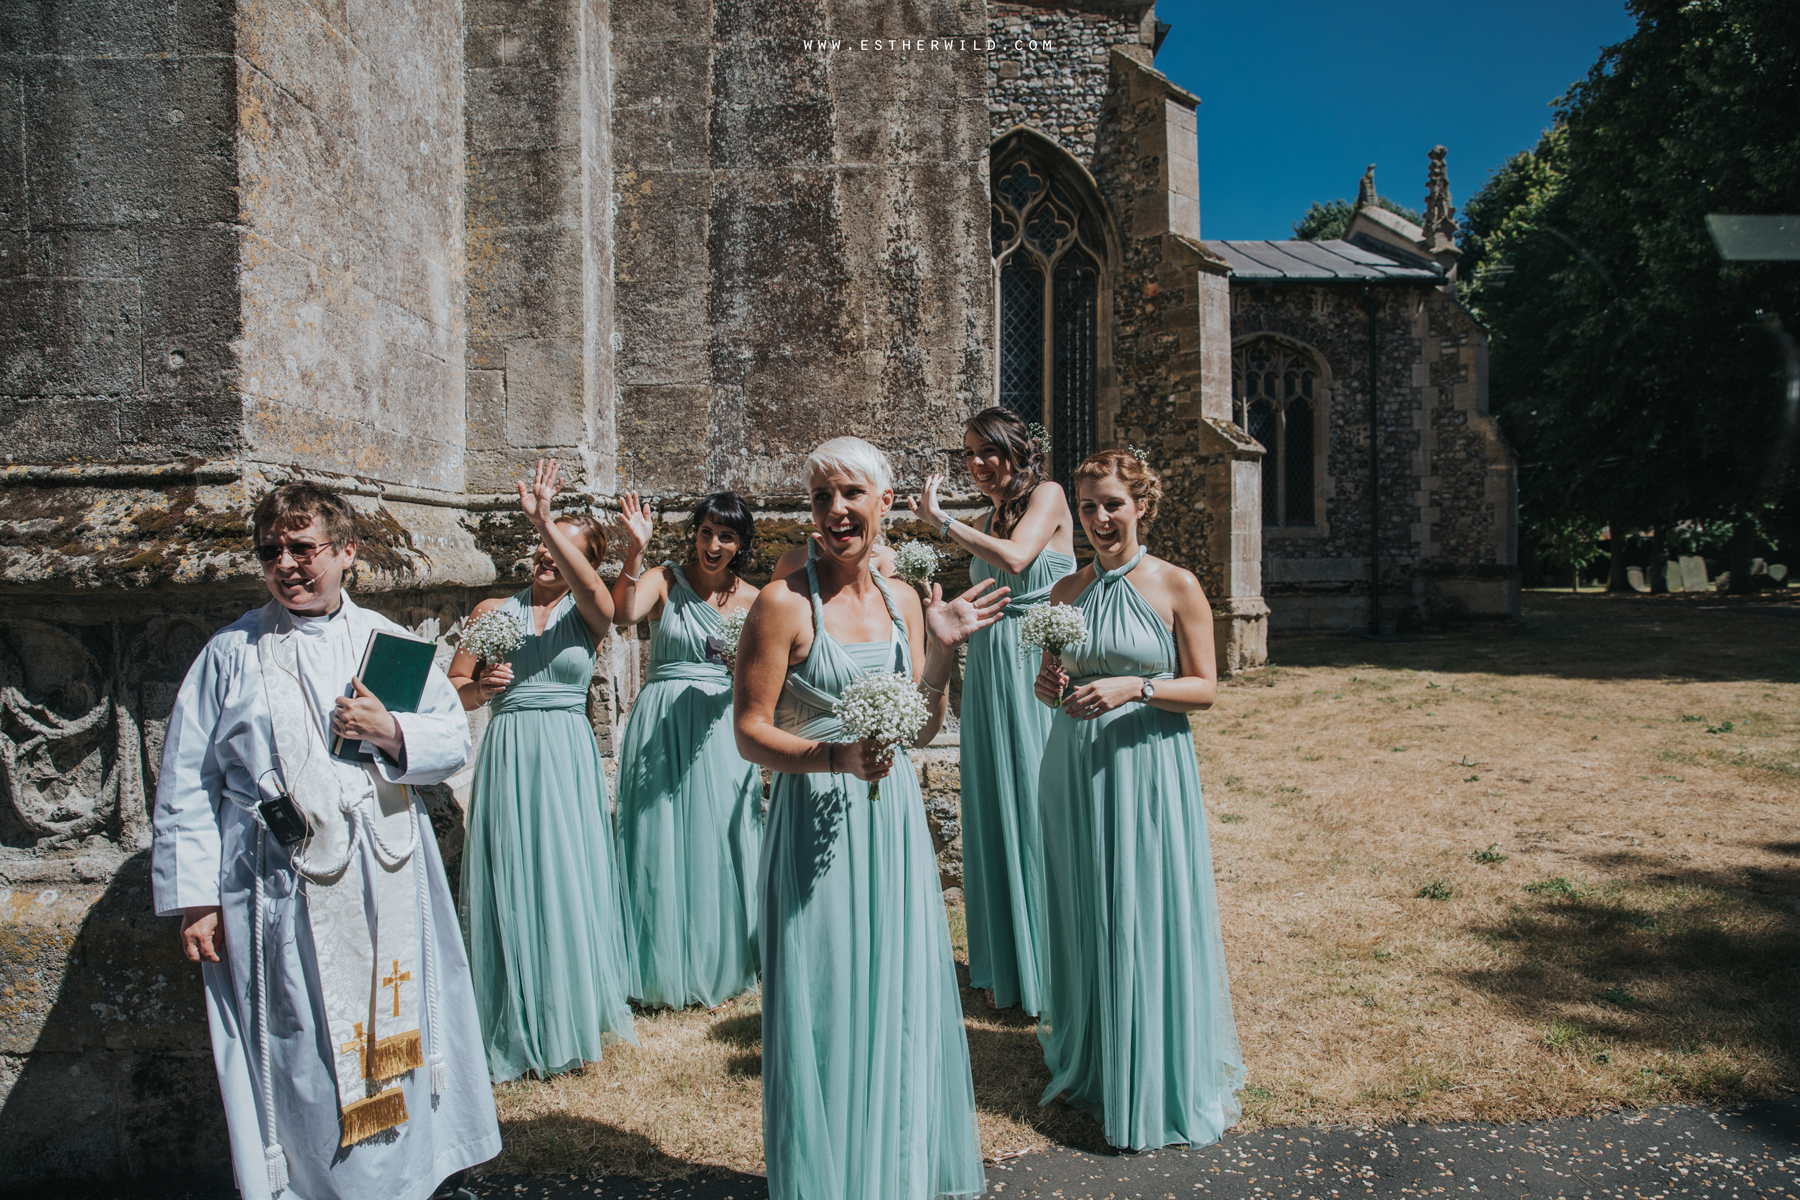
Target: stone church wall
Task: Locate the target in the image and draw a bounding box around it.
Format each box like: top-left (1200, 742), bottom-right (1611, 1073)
top-left (610, 0), bottom-right (993, 498)
top-left (988, 2), bottom-right (1154, 165)
top-left (1232, 284), bottom-right (1518, 632)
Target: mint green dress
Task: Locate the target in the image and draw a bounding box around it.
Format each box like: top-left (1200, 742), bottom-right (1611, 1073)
top-left (762, 563), bottom-right (986, 1200)
top-left (961, 517), bottom-right (1075, 1014)
top-left (615, 563), bottom-right (763, 1009)
top-left (1036, 549), bottom-right (1244, 1150)
top-left (459, 590), bottom-right (637, 1081)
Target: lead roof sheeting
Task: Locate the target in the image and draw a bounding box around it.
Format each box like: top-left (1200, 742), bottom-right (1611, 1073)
top-left (1206, 239), bottom-right (1442, 281)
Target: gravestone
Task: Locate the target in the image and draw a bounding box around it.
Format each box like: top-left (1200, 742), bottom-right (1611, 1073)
top-left (1679, 555), bottom-right (1710, 592)
top-left (1627, 566), bottom-right (1649, 592)
top-left (1665, 561), bottom-right (1687, 592)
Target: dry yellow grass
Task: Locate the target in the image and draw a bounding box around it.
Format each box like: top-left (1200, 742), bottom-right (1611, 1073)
top-left (486, 590), bottom-right (1800, 1178)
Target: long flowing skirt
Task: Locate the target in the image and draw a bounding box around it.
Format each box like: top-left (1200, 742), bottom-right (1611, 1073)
top-left (1036, 703), bottom-right (1244, 1151)
top-left (761, 759), bottom-right (986, 1200)
top-left (959, 616), bottom-right (1051, 1013)
top-left (615, 676), bottom-right (763, 1008)
top-left (460, 708), bottom-right (636, 1081)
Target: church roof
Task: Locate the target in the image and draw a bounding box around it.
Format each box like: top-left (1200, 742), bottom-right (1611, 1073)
top-left (1203, 238), bottom-right (1445, 282)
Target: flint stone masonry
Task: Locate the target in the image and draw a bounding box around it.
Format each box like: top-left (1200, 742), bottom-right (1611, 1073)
top-left (988, 2), bottom-right (1154, 165)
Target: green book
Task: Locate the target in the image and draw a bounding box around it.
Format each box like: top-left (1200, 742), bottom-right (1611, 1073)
top-left (330, 629), bottom-right (438, 763)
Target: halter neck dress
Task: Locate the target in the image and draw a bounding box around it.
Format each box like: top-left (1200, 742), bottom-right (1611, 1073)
top-left (960, 513), bottom-right (1075, 1015)
top-left (614, 563), bottom-right (762, 1009)
top-left (1035, 549), bottom-right (1243, 1150)
top-left (458, 589), bottom-right (637, 1080)
top-left (761, 561), bottom-right (986, 1200)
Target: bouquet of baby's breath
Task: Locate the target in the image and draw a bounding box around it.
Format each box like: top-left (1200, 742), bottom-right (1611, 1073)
top-left (709, 607), bottom-right (749, 671)
top-left (833, 669), bottom-right (929, 801)
top-left (462, 609), bottom-right (526, 666)
top-left (1018, 602), bottom-right (1087, 705)
top-left (892, 540), bottom-right (943, 591)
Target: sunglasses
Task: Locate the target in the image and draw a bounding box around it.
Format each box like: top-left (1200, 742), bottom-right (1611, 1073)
top-left (254, 540), bottom-right (335, 565)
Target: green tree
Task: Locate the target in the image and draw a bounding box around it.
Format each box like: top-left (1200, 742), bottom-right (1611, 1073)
top-left (1461, 0), bottom-right (1800, 592)
top-left (1292, 196), bottom-right (1423, 240)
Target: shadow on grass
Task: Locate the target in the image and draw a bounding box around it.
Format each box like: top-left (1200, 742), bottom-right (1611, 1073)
top-left (491, 1112), bottom-right (707, 1178)
top-left (706, 1013), bottom-right (762, 1078)
top-left (1452, 857), bottom-right (1800, 1100)
top-left (1266, 593), bottom-right (1800, 685)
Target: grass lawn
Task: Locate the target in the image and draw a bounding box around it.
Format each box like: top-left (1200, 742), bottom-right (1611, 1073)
top-left (486, 590), bottom-right (1800, 1177)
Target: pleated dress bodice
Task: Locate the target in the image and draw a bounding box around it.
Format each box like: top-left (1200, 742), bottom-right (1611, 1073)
top-left (615, 564), bottom-right (762, 1010)
top-left (760, 561), bottom-right (986, 1200)
top-left (488, 590), bottom-right (595, 711)
top-left (646, 562), bottom-right (733, 685)
top-left (1058, 548), bottom-right (1178, 687)
top-left (959, 516), bottom-right (1075, 1015)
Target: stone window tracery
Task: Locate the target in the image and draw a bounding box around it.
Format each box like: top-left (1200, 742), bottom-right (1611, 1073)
top-left (991, 152), bottom-right (1105, 484)
top-left (1233, 339), bottom-right (1322, 527)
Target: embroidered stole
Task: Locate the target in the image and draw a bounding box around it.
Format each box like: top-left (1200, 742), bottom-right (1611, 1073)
top-left (257, 602), bottom-right (424, 1146)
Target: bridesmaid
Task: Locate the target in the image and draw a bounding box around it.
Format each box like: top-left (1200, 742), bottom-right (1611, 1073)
top-left (907, 407), bottom-right (1074, 1014)
top-left (1031, 449), bottom-right (1243, 1151)
top-left (734, 436), bottom-right (1006, 1200)
top-left (449, 457), bottom-right (637, 1080)
top-left (611, 490), bottom-right (763, 1010)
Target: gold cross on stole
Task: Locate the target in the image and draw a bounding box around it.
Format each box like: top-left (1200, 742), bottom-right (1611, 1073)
top-left (381, 959), bottom-right (412, 1018)
top-left (339, 1022), bottom-right (370, 1077)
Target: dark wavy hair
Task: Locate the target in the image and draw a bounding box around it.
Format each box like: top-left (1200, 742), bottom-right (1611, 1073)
top-left (689, 491), bottom-right (756, 575)
top-left (963, 407), bottom-right (1050, 538)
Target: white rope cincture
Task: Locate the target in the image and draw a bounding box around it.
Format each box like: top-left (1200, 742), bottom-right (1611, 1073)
top-left (412, 797), bottom-right (447, 1097)
top-left (254, 827), bottom-right (291, 1194)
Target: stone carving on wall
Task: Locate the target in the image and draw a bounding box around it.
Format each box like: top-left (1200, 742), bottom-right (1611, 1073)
top-left (0, 614), bottom-right (224, 860)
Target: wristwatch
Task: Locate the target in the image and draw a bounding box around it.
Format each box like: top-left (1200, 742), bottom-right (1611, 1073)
top-left (939, 516), bottom-right (956, 538)
top-left (1141, 677), bottom-right (1156, 701)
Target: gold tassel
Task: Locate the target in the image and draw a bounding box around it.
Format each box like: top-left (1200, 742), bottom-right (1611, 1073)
top-left (368, 1030), bottom-right (424, 1081)
top-left (339, 1089), bottom-right (409, 1146)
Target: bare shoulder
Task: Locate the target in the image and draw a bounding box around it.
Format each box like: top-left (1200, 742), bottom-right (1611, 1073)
top-left (1030, 479), bottom-right (1070, 511)
top-left (470, 596), bottom-right (509, 619)
top-left (730, 576), bottom-right (762, 605)
top-left (753, 572), bottom-right (811, 620)
top-left (1143, 555), bottom-right (1209, 605)
top-left (771, 544), bottom-right (808, 579)
top-left (889, 578), bottom-right (925, 622)
top-left (1048, 567), bottom-right (1093, 604)
top-left (873, 543), bottom-right (898, 575)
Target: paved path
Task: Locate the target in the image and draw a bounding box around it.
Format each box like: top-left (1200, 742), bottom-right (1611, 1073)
top-left (449, 1098), bottom-right (1797, 1200)
top-left (18, 1099), bottom-right (1793, 1198)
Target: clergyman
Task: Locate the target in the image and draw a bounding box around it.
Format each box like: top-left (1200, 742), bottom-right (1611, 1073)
top-left (151, 482), bottom-right (500, 1200)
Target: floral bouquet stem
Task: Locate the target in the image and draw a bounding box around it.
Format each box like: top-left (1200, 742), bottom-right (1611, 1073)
top-left (833, 669), bottom-right (929, 800)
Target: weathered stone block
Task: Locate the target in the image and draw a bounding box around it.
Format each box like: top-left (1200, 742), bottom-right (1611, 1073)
top-left (504, 337), bottom-right (586, 449)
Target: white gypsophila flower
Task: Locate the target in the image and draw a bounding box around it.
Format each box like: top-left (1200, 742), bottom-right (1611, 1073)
top-left (461, 609), bottom-right (527, 665)
top-left (1017, 602), bottom-right (1088, 661)
top-left (833, 669), bottom-right (930, 801)
top-left (892, 540), bottom-right (943, 589)
top-left (712, 607), bottom-right (749, 670)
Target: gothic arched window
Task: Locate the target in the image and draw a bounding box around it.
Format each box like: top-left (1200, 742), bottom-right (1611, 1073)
top-left (991, 142), bottom-right (1106, 484)
top-left (1233, 339), bottom-right (1321, 527)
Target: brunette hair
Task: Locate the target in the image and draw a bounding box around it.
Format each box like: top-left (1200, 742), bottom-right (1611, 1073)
top-left (963, 407), bottom-right (1050, 538)
top-left (252, 482), bottom-right (358, 548)
top-left (554, 513), bottom-right (608, 566)
top-left (1071, 449), bottom-right (1163, 527)
top-left (690, 491), bottom-right (756, 575)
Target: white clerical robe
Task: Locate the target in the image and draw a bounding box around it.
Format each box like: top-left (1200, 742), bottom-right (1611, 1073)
top-left (152, 595), bottom-right (501, 1200)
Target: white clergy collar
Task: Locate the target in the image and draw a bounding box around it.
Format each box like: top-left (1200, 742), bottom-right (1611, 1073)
top-left (286, 594), bottom-right (358, 639)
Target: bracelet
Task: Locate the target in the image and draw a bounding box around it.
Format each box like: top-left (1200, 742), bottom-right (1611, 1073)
top-left (918, 678), bottom-right (945, 697)
top-left (620, 569), bottom-right (640, 584)
top-left (939, 516), bottom-right (956, 538)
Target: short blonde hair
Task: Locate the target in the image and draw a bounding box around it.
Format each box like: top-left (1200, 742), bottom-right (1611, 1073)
top-left (803, 437), bottom-right (893, 494)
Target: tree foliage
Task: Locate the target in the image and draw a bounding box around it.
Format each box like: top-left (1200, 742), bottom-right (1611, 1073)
top-left (1461, 0), bottom-right (1800, 561)
top-left (1292, 196), bottom-right (1423, 241)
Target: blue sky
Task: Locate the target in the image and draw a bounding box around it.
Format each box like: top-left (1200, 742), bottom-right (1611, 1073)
top-left (1154, 0), bottom-right (1640, 241)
